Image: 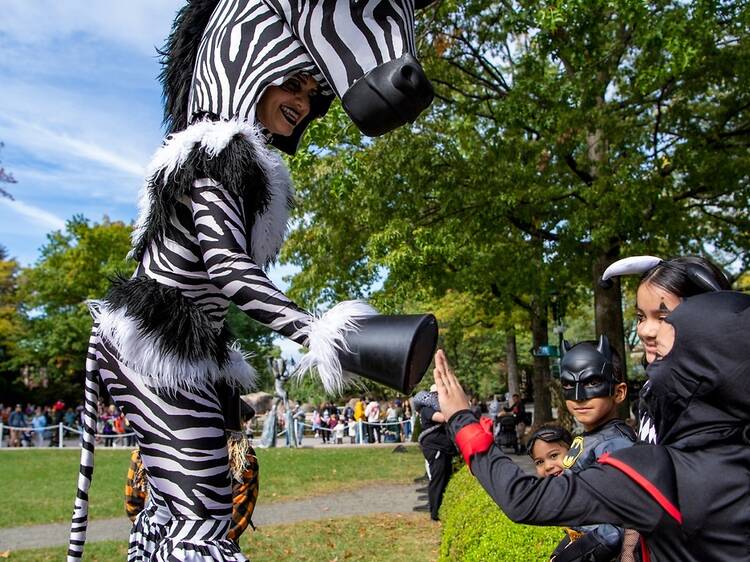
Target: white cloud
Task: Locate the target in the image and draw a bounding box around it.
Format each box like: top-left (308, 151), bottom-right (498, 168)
top-left (2, 1), bottom-right (183, 55)
top-left (0, 197), bottom-right (66, 231)
top-left (0, 116), bottom-right (145, 178)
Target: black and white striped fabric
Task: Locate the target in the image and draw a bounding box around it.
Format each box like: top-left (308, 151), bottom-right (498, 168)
top-left (68, 121), bottom-right (376, 562)
top-left (68, 1), bottom-right (425, 558)
top-left (67, 323), bottom-right (100, 560)
top-left (190, 0), bottom-right (418, 124)
top-left (72, 327), bottom-right (246, 562)
top-left (119, 120), bottom-right (375, 394)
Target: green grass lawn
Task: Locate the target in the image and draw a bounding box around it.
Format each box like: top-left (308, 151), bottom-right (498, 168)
top-left (6, 514), bottom-right (441, 561)
top-left (0, 446), bottom-right (424, 529)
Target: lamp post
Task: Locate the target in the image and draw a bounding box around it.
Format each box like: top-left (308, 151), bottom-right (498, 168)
top-left (551, 293), bottom-right (566, 378)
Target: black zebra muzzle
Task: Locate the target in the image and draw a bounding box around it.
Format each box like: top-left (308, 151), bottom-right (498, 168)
top-left (341, 53), bottom-right (434, 137)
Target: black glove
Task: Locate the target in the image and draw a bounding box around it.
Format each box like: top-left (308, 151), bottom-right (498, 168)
top-left (550, 531), bottom-right (620, 562)
top-left (550, 535), bottom-right (573, 561)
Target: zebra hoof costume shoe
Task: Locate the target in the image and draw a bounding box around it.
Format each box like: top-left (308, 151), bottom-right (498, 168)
top-left (67, 1), bottom-right (435, 561)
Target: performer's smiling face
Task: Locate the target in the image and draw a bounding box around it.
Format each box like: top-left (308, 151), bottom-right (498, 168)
top-left (257, 74), bottom-right (319, 137)
top-left (636, 282), bottom-right (682, 364)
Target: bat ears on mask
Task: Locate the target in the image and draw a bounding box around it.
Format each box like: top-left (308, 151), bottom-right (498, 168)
top-left (596, 334), bottom-right (611, 359)
top-left (562, 335), bottom-right (611, 360)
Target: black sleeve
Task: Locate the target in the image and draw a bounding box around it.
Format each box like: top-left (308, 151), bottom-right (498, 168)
top-left (421, 406), bottom-right (437, 426)
top-left (448, 411), bottom-right (664, 534)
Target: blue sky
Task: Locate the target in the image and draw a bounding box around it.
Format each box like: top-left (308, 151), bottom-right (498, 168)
top-left (1, 1), bottom-right (300, 357)
top-left (0, 1), bottom-right (181, 264)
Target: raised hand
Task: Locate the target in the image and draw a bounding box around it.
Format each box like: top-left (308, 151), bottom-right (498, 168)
top-left (433, 349), bottom-right (470, 420)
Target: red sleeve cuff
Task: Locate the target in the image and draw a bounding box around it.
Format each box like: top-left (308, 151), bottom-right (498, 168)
top-left (455, 421), bottom-right (494, 470)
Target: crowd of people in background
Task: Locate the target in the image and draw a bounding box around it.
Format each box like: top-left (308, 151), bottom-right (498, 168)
top-left (2, 392), bottom-right (530, 450)
top-left (0, 399), bottom-right (138, 447)
top-left (1, 400), bottom-right (80, 447)
top-left (265, 396), bottom-right (416, 446)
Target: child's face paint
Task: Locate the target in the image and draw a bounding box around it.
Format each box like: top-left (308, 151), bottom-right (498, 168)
top-left (636, 282), bottom-right (682, 364)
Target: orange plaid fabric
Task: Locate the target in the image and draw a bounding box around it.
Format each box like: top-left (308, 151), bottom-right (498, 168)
top-left (227, 445), bottom-right (259, 542)
top-left (124, 448), bottom-right (147, 522)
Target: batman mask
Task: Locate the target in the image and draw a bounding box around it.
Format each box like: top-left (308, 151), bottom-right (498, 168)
top-left (560, 336), bottom-right (617, 401)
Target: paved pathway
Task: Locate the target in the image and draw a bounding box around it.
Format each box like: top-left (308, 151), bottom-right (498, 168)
top-left (0, 452), bottom-right (535, 551)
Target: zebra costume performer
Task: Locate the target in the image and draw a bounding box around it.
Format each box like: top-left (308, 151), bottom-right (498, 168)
top-left (67, 1), bottom-right (434, 560)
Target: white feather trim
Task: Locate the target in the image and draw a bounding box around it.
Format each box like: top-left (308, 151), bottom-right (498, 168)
top-left (91, 301), bottom-right (257, 393)
top-left (295, 301), bottom-right (379, 395)
top-left (601, 256), bottom-right (663, 281)
top-left (130, 119), bottom-right (279, 258)
top-left (250, 152), bottom-right (295, 268)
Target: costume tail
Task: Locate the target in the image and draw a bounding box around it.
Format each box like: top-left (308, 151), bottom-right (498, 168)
top-left (67, 320), bottom-right (101, 561)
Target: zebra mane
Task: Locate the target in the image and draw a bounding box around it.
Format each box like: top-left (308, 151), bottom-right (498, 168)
top-left (158, 0), bottom-right (220, 135)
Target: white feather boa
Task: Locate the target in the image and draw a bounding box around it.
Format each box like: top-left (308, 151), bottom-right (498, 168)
top-left (130, 119), bottom-right (294, 269)
top-left (92, 301), bottom-right (257, 393)
top-left (296, 301), bottom-right (379, 395)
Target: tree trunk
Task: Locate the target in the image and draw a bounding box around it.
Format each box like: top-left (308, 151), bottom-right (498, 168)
top-left (592, 247), bottom-right (626, 377)
top-left (593, 247), bottom-right (631, 418)
top-left (505, 327), bottom-right (520, 398)
top-left (530, 299), bottom-right (552, 425)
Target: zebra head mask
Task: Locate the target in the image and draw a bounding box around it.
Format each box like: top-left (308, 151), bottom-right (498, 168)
top-left (162, 0), bottom-right (436, 154)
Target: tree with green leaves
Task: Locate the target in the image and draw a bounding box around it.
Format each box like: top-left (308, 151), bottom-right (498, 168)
top-left (13, 216), bottom-right (135, 384)
top-left (282, 0), bottom-right (749, 421)
top-left (0, 245), bottom-right (24, 399)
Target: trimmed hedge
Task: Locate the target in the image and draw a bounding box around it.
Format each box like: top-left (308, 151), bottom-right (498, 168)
top-left (439, 466), bottom-right (563, 561)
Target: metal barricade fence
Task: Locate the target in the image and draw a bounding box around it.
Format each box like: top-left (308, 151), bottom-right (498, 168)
top-left (0, 422), bottom-right (137, 448)
top-left (0, 416), bottom-right (417, 448)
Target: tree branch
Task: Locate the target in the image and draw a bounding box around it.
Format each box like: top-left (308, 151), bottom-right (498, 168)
top-left (563, 153), bottom-right (595, 186)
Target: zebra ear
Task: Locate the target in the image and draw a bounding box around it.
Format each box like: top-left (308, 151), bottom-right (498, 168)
top-left (563, 340), bottom-right (573, 352)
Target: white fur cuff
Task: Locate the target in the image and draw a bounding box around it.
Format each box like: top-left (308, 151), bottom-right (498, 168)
top-left (91, 301), bottom-right (257, 393)
top-left (295, 300), bottom-right (378, 395)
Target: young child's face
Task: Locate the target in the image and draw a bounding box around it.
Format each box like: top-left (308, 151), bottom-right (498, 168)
top-left (531, 440), bottom-right (569, 477)
top-left (565, 382), bottom-right (627, 432)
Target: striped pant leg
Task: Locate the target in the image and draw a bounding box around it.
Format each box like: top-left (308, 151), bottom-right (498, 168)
top-left (95, 336), bottom-right (246, 561)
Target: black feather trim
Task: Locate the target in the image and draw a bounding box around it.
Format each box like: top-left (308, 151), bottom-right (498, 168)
top-left (158, 0), bottom-right (220, 135)
top-left (105, 275), bottom-right (233, 367)
top-left (132, 133), bottom-right (271, 261)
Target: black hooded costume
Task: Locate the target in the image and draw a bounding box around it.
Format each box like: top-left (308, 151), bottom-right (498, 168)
top-left (449, 291), bottom-right (750, 561)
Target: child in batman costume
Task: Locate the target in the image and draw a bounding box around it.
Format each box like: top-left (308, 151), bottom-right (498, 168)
top-left (434, 290), bottom-right (750, 561)
top-left (552, 337), bottom-right (635, 561)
